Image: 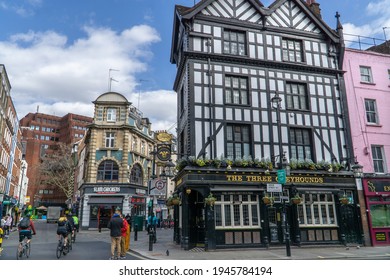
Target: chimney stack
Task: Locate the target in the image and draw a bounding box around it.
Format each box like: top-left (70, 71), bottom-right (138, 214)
top-left (306, 0), bottom-right (322, 18)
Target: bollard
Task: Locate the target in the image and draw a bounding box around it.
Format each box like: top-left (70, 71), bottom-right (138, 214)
top-left (134, 225), bottom-right (138, 241)
top-left (149, 232), bottom-right (153, 251)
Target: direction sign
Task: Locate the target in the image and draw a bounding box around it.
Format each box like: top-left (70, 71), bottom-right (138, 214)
top-left (267, 183), bottom-right (282, 193)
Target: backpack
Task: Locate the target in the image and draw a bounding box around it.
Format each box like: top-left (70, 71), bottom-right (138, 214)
top-left (19, 218), bottom-right (30, 229)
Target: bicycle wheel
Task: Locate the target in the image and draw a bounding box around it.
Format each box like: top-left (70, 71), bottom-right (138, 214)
top-left (56, 239), bottom-right (63, 259)
top-left (68, 236), bottom-right (72, 251)
top-left (26, 242), bottom-right (31, 258)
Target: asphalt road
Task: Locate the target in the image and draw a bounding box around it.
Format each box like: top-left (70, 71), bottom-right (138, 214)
top-left (0, 220), bottom-right (140, 260)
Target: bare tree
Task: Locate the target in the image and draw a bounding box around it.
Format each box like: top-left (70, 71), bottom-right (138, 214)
top-left (40, 143), bottom-right (76, 202)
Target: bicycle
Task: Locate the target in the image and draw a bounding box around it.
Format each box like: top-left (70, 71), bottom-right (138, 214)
top-left (56, 235), bottom-right (69, 259)
top-left (16, 236), bottom-right (31, 260)
top-left (71, 229), bottom-right (76, 243)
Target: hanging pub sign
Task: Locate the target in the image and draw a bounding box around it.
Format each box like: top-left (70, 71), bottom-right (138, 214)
top-left (156, 144), bottom-right (171, 161)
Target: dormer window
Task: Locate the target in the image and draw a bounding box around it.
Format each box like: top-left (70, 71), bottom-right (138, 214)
top-left (107, 108), bottom-right (117, 122)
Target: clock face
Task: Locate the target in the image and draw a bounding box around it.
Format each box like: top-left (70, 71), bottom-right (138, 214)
top-left (156, 132), bottom-right (172, 142)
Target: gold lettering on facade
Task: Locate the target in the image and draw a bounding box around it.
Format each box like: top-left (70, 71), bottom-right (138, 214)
top-left (245, 175), bottom-right (272, 182)
top-left (384, 186), bottom-right (390, 191)
top-left (225, 175), bottom-right (324, 184)
top-left (226, 175), bottom-right (243, 182)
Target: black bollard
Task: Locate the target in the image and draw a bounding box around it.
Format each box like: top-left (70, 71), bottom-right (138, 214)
top-left (134, 225), bottom-right (138, 241)
top-left (149, 232), bottom-right (153, 251)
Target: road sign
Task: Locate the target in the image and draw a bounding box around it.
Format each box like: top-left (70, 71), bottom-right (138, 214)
top-left (277, 169), bottom-right (286, 184)
top-left (267, 183), bottom-right (282, 193)
top-left (155, 180), bottom-right (165, 191)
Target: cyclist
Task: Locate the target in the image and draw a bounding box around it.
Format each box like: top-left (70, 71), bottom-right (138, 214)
top-left (66, 213), bottom-right (75, 242)
top-left (57, 213), bottom-right (72, 248)
top-left (72, 213), bottom-right (79, 232)
top-left (17, 213), bottom-right (36, 249)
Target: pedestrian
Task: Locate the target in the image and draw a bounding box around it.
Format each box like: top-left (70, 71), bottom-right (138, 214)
top-left (124, 214), bottom-right (131, 251)
top-left (107, 210), bottom-right (124, 260)
top-left (0, 216), bottom-right (5, 229)
top-left (0, 224), bottom-right (3, 256)
top-left (4, 214), bottom-right (12, 238)
top-left (147, 212), bottom-right (158, 236)
top-left (119, 214), bottom-right (128, 259)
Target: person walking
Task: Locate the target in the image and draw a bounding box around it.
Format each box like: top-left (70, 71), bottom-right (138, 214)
top-left (0, 224), bottom-right (3, 256)
top-left (4, 214), bottom-right (12, 238)
top-left (119, 214), bottom-right (128, 259)
top-left (124, 214), bottom-right (131, 251)
top-left (107, 210), bottom-right (124, 260)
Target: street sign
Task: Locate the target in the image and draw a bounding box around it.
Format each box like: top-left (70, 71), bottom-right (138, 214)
top-left (277, 169), bottom-right (286, 184)
top-left (267, 183), bottom-right (282, 193)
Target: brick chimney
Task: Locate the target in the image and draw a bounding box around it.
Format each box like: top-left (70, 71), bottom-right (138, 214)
top-left (306, 0), bottom-right (322, 18)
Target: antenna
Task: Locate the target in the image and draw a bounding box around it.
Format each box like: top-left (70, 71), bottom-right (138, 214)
top-left (108, 68), bottom-right (119, 91)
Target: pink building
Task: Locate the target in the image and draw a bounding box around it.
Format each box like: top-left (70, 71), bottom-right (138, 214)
top-left (343, 46), bottom-right (390, 246)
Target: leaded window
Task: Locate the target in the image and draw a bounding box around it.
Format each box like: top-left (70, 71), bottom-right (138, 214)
top-left (226, 124), bottom-right (251, 159)
top-left (282, 38), bottom-right (303, 62)
top-left (290, 128), bottom-right (312, 160)
top-left (225, 76), bottom-right (249, 105)
top-left (286, 83), bottom-right (308, 110)
top-left (223, 30), bottom-right (246, 56)
top-left (297, 194), bottom-right (337, 226)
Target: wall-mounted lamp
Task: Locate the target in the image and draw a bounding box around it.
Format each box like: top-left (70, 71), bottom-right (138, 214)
top-left (186, 188), bottom-right (192, 195)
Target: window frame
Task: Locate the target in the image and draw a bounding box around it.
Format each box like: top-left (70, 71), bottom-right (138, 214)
top-left (297, 193), bottom-right (338, 227)
top-left (226, 124), bottom-right (251, 160)
top-left (223, 29), bottom-right (247, 56)
top-left (365, 99), bottom-right (379, 124)
top-left (105, 132), bottom-right (115, 148)
top-left (106, 108), bottom-right (117, 122)
top-left (285, 82), bottom-right (309, 111)
top-left (282, 38), bottom-right (303, 63)
top-left (97, 160), bottom-right (119, 182)
top-left (290, 128), bottom-right (313, 161)
top-left (130, 164), bottom-right (143, 185)
top-left (224, 75), bottom-right (249, 106)
top-left (360, 66), bottom-right (373, 83)
top-left (372, 145), bottom-right (386, 173)
top-left (214, 194), bottom-right (260, 229)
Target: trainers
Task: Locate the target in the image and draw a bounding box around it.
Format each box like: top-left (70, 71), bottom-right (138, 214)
top-left (120, 256), bottom-right (126, 260)
top-left (109, 257), bottom-right (115, 260)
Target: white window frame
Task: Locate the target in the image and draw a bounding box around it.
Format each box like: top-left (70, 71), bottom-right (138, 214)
top-left (360, 66), bottom-right (373, 83)
top-left (107, 108), bottom-right (117, 122)
top-left (105, 132), bottom-right (115, 148)
top-left (372, 145), bottom-right (386, 173)
top-left (365, 99), bottom-right (379, 124)
top-left (297, 193), bottom-right (337, 227)
top-left (214, 194), bottom-right (260, 229)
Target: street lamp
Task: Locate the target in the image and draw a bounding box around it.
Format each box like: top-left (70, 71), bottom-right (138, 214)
top-left (18, 163), bottom-right (26, 208)
top-left (271, 92), bottom-right (291, 257)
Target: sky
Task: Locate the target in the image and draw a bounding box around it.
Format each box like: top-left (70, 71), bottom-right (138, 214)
top-left (1, 0), bottom-right (390, 131)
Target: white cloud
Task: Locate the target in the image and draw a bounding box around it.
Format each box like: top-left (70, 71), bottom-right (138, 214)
top-left (0, 24), bottom-right (176, 131)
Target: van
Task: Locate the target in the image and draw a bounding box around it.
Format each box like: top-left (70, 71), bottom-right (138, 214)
top-left (47, 206), bottom-right (61, 223)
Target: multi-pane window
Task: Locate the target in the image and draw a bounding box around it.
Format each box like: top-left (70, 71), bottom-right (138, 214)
top-left (105, 132), bottom-right (115, 148)
top-left (223, 30), bottom-right (246, 56)
top-left (286, 83), bottom-right (308, 110)
top-left (107, 108), bottom-right (117, 122)
top-left (297, 194), bottom-right (337, 226)
top-left (388, 69), bottom-right (390, 80)
top-left (97, 160), bottom-right (119, 181)
top-left (365, 99), bottom-right (378, 124)
top-left (372, 145), bottom-right (386, 173)
top-left (130, 164), bottom-right (143, 185)
top-left (360, 66), bottom-right (373, 83)
top-left (225, 76), bottom-right (249, 105)
top-left (290, 128), bottom-right (312, 160)
top-left (215, 194), bottom-right (260, 228)
top-left (226, 124), bottom-right (251, 159)
top-left (282, 38), bottom-right (303, 62)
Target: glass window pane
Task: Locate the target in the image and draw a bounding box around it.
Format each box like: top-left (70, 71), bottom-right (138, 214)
top-left (215, 205), bottom-right (222, 226)
top-left (251, 205), bottom-right (259, 226)
top-left (243, 205), bottom-right (249, 225)
top-left (224, 205), bottom-right (231, 226)
top-left (233, 205), bottom-right (240, 226)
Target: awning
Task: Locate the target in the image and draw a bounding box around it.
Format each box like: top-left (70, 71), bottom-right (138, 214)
top-left (88, 196), bottom-right (123, 204)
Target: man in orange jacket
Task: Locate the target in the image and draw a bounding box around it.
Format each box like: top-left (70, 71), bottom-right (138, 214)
top-left (119, 214), bottom-right (129, 259)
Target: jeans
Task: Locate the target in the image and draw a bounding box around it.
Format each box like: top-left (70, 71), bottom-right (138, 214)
top-left (110, 236), bottom-right (121, 258)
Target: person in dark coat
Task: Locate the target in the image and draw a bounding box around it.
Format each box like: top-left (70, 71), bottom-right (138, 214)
top-left (107, 210), bottom-right (124, 260)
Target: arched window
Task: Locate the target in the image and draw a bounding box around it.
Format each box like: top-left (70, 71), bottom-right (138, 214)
top-left (130, 164), bottom-right (143, 185)
top-left (97, 160), bottom-right (119, 182)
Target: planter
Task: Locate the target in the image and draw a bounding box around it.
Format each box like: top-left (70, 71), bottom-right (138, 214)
top-left (262, 196), bottom-right (273, 205)
top-left (339, 197), bottom-right (349, 205)
top-left (291, 197), bottom-right (302, 205)
top-left (171, 198), bottom-right (181, 205)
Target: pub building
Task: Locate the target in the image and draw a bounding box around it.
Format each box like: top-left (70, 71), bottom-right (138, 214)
top-left (362, 176), bottom-right (390, 246)
top-left (173, 165), bottom-right (363, 250)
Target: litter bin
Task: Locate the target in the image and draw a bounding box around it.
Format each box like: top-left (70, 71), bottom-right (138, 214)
top-left (134, 215), bottom-right (145, 231)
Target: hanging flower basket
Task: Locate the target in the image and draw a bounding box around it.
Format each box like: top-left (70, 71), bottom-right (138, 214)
top-left (339, 196), bottom-right (349, 205)
top-left (172, 198), bottom-right (181, 205)
top-left (291, 196), bottom-right (302, 205)
top-left (262, 196), bottom-right (273, 205)
top-left (166, 198), bottom-right (173, 207)
top-left (205, 193), bottom-right (217, 206)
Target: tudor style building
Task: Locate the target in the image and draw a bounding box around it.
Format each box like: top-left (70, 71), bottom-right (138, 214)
top-left (170, 0), bottom-right (363, 250)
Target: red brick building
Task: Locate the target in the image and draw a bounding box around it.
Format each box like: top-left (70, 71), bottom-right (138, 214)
top-left (20, 112), bottom-right (92, 206)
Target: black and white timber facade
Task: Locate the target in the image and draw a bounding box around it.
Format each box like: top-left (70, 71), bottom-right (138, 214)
top-left (170, 0), bottom-right (363, 250)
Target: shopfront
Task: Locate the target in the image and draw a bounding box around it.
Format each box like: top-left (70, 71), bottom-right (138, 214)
top-left (363, 177), bottom-right (390, 246)
top-left (174, 167), bottom-right (363, 250)
top-left (79, 184), bottom-right (148, 230)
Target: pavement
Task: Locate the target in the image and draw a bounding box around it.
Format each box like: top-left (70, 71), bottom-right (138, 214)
top-left (127, 227), bottom-right (390, 260)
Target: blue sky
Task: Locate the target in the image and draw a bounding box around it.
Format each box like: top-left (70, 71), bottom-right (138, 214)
top-left (1, 0), bottom-right (390, 130)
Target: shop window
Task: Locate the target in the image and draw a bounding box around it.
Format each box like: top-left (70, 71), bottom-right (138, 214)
top-left (297, 194), bottom-right (337, 226)
top-left (370, 205), bottom-right (390, 227)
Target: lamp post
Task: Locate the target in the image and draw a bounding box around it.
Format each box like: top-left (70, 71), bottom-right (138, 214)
top-left (271, 92), bottom-right (291, 257)
top-left (18, 163), bottom-right (26, 208)
top-left (351, 160), bottom-right (365, 245)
